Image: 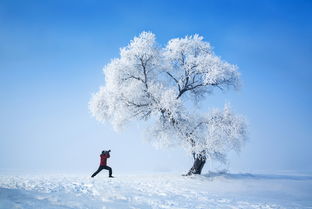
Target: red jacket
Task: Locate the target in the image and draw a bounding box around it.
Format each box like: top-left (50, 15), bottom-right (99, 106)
top-left (100, 153), bottom-right (110, 166)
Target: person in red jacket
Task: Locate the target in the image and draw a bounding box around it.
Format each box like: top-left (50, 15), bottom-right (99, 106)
top-left (91, 150), bottom-right (113, 178)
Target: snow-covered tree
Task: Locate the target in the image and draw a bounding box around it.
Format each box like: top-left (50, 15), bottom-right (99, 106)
top-left (89, 32), bottom-right (247, 175)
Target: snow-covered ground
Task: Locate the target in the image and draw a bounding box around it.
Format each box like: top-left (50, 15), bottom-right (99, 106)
top-left (0, 172), bottom-right (311, 209)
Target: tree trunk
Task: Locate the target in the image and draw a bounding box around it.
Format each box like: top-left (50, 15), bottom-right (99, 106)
top-left (186, 154), bottom-right (206, 175)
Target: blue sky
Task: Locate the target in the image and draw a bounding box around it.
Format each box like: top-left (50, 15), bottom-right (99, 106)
top-left (0, 0), bottom-right (311, 175)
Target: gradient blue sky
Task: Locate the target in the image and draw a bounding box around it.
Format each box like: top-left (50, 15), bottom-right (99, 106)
top-left (1, 0), bottom-right (311, 175)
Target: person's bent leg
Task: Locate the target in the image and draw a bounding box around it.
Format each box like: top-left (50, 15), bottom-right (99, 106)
top-left (103, 166), bottom-right (113, 177)
top-left (91, 166), bottom-right (103, 178)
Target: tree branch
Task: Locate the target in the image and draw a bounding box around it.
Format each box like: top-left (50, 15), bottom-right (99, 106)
top-left (140, 57), bottom-right (149, 89)
top-left (123, 75), bottom-right (144, 83)
top-left (166, 72), bottom-right (181, 91)
top-left (126, 100), bottom-right (150, 108)
top-left (176, 82), bottom-right (224, 99)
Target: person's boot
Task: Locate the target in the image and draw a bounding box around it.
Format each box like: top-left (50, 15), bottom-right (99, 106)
top-left (109, 175), bottom-right (114, 178)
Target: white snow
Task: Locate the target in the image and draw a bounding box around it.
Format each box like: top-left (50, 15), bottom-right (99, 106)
top-left (1, 172), bottom-right (311, 209)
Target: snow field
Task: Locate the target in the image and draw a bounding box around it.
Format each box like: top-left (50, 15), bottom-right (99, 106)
top-left (0, 173), bottom-right (311, 209)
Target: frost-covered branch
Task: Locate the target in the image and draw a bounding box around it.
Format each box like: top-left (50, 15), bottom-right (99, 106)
top-left (164, 34), bottom-right (240, 100)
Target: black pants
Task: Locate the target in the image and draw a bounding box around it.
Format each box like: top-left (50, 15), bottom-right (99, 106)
top-left (91, 165), bottom-right (112, 177)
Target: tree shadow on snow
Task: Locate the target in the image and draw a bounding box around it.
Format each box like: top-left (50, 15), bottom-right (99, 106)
top-left (202, 171), bottom-right (312, 181)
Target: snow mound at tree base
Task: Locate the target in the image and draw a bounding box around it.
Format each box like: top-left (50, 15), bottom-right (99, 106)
top-left (0, 173), bottom-right (311, 209)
